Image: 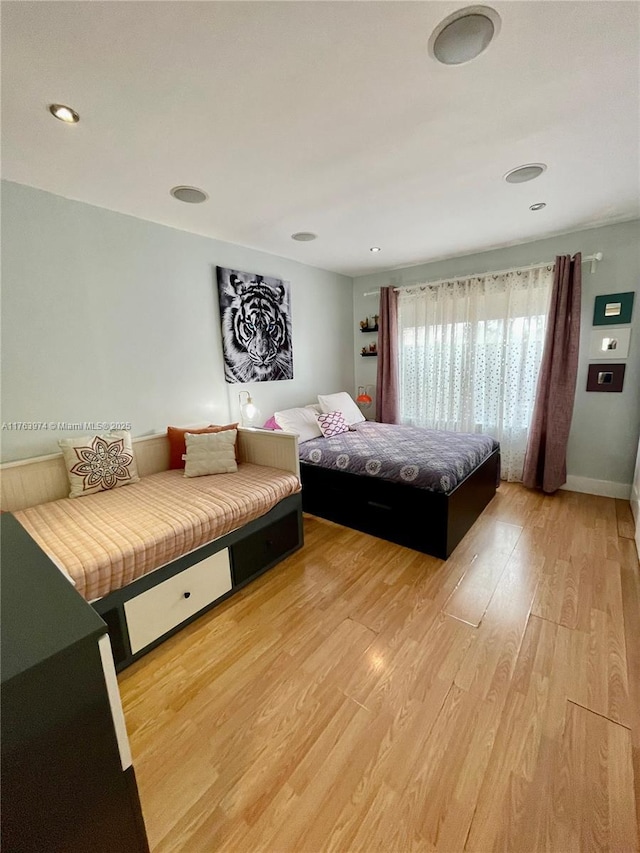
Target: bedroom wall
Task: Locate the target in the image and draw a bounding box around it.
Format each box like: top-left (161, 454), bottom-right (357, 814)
top-left (1, 180), bottom-right (354, 462)
top-left (353, 219), bottom-right (640, 497)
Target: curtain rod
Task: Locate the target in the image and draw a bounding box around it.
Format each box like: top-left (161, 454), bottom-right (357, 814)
top-left (362, 252), bottom-right (603, 297)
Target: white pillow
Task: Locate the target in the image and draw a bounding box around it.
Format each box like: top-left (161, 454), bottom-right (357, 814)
top-left (183, 430), bottom-right (238, 477)
top-left (59, 431), bottom-right (140, 498)
top-left (317, 392), bottom-right (365, 426)
top-left (274, 407), bottom-right (322, 443)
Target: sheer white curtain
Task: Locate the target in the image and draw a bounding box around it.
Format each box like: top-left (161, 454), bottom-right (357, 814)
top-left (398, 267), bottom-right (553, 481)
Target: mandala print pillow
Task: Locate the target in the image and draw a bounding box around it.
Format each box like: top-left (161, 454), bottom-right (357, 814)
top-left (59, 431), bottom-right (140, 498)
top-left (317, 411), bottom-right (349, 438)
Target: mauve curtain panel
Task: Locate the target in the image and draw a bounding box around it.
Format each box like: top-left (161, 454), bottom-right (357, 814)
top-left (522, 253), bottom-right (582, 493)
top-left (375, 286), bottom-right (400, 424)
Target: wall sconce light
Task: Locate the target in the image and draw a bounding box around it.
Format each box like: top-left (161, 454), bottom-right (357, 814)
top-left (356, 385), bottom-right (374, 408)
top-left (238, 391), bottom-right (261, 427)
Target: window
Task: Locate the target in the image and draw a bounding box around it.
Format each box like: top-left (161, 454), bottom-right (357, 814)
top-left (397, 267), bottom-right (553, 480)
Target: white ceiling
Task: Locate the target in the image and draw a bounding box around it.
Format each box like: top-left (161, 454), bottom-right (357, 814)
top-left (2, 1), bottom-right (639, 277)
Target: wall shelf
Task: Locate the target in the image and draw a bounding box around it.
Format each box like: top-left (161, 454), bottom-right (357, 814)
top-left (360, 326), bottom-right (378, 333)
top-left (361, 352), bottom-right (378, 357)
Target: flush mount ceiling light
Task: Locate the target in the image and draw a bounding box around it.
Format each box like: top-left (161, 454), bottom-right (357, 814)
top-left (291, 232), bottom-right (317, 242)
top-left (48, 103), bottom-right (80, 123)
top-left (170, 186), bottom-right (208, 204)
top-left (504, 163), bottom-right (547, 184)
top-left (529, 202), bottom-right (547, 211)
top-left (429, 6), bottom-right (501, 65)
top-left (370, 247), bottom-right (381, 253)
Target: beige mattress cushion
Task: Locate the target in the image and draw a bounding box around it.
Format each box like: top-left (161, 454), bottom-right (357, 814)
top-left (14, 464), bottom-right (300, 601)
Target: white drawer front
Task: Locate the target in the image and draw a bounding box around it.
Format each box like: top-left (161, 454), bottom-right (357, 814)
top-left (98, 634), bottom-right (132, 770)
top-left (124, 549), bottom-right (232, 654)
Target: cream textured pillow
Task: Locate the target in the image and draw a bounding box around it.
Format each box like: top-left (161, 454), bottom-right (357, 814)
top-left (183, 429), bottom-right (238, 477)
top-left (274, 407), bottom-right (322, 443)
top-left (59, 431), bottom-right (140, 498)
top-left (317, 392), bottom-right (365, 425)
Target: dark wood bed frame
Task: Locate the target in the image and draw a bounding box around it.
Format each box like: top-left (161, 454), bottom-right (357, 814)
top-left (300, 448), bottom-right (500, 560)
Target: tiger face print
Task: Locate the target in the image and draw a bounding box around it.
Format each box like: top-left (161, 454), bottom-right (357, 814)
top-left (221, 276), bottom-right (293, 382)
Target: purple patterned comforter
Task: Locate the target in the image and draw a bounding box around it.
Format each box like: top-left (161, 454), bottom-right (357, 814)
top-left (298, 422), bottom-right (499, 494)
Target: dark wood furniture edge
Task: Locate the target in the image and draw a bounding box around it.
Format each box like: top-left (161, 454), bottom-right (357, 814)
top-left (1, 513), bottom-right (150, 852)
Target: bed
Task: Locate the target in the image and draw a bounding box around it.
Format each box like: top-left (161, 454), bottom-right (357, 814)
top-left (297, 421), bottom-right (500, 559)
top-left (1, 428), bottom-right (304, 669)
top-left (13, 463), bottom-right (301, 602)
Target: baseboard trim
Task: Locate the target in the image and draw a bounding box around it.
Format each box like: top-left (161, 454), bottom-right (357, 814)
top-left (561, 476), bottom-right (631, 500)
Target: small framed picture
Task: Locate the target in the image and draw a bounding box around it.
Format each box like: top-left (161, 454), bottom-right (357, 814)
top-left (586, 363), bottom-right (626, 392)
top-left (593, 291), bottom-right (634, 326)
top-left (589, 328), bottom-right (631, 359)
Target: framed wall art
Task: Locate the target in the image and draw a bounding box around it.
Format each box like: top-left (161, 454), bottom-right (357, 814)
top-left (217, 266), bottom-right (293, 383)
top-left (592, 291), bottom-right (635, 326)
top-left (588, 327), bottom-right (631, 359)
top-left (586, 363), bottom-right (626, 393)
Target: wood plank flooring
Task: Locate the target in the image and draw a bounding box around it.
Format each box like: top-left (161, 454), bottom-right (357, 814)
top-left (118, 483), bottom-right (640, 852)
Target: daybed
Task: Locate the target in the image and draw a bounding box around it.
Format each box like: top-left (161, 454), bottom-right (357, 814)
top-left (272, 395), bottom-right (500, 561)
top-left (1, 428), bottom-right (303, 670)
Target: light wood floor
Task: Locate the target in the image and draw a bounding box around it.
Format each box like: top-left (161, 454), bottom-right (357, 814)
top-left (119, 483), bottom-right (640, 852)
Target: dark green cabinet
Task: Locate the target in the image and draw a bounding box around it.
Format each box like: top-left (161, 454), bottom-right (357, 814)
top-left (1, 514), bottom-right (149, 853)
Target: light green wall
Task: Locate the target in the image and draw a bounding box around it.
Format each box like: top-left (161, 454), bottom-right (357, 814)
top-left (354, 220), bottom-right (640, 487)
top-left (4, 179), bottom-right (637, 486)
top-left (1, 180), bottom-right (354, 461)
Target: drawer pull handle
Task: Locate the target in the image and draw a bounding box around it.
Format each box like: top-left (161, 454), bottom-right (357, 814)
top-left (183, 591), bottom-right (191, 599)
top-left (266, 540), bottom-right (273, 547)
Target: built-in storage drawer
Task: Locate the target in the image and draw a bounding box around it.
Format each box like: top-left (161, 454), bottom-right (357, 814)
top-left (232, 511), bottom-right (300, 586)
top-left (124, 549), bottom-right (232, 654)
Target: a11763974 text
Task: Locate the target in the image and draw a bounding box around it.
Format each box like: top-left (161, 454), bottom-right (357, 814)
top-left (1, 421), bottom-right (132, 431)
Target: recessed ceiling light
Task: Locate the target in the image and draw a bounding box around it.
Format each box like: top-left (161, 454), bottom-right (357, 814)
top-left (504, 163), bottom-right (547, 184)
top-left (170, 186), bottom-right (208, 204)
top-left (291, 232), bottom-right (317, 242)
top-left (370, 247), bottom-right (381, 253)
top-left (49, 103), bottom-right (79, 123)
top-left (429, 6), bottom-right (501, 65)
top-left (529, 202), bottom-right (547, 211)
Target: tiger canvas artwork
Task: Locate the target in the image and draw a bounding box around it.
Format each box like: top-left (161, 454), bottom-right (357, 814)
top-left (217, 266), bottom-right (294, 383)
